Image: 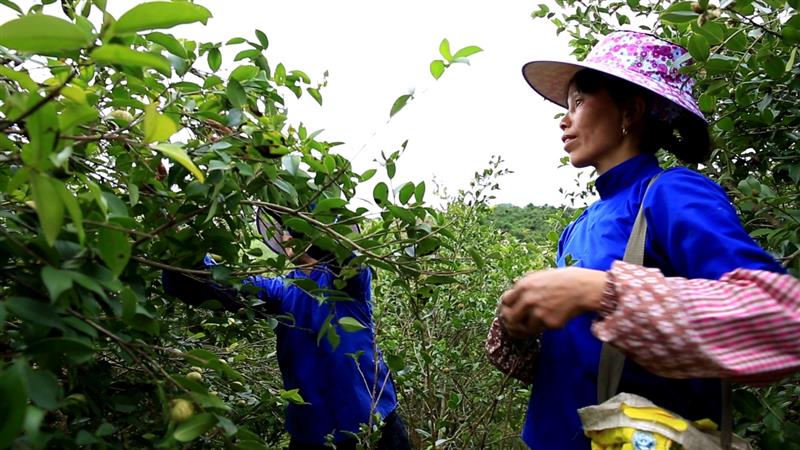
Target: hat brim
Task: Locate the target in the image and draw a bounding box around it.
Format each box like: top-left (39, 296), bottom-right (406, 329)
top-left (255, 209), bottom-right (293, 256)
top-left (522, 60), bottom-right (707, 123)
top-left (255, 207), bottom-right (361, 259)
top-left (522, 60), bottom-right (584, 109)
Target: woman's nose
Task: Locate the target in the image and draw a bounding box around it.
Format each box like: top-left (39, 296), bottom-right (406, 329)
top-left (559, 113), bottom-right (570, 130)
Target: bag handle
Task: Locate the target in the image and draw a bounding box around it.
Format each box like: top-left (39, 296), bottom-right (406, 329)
top-left (595, 171), bottom-right (733, 449)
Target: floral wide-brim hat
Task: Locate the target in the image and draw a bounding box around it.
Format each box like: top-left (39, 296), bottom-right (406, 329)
top-left (522, 30), bottom-right (706, 123)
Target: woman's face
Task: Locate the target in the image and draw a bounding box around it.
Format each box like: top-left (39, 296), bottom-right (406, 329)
top-left (560, 84), bottom-right (627, 173)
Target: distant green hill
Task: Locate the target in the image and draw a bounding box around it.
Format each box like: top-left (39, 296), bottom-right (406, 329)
top-left (484, 203), bottom-right (577, 244)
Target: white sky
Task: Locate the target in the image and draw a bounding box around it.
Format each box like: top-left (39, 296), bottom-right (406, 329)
top-left (3, 1), bottom-right (593, 208)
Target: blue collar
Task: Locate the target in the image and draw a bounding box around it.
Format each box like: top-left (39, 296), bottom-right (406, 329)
top-left (595, 154), bottom-right (661, 200)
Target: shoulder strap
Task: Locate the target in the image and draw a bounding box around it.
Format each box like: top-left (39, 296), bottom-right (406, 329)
top-left (595, 171), bottom-right (733, 449)
top-left (597, 172), bottom-right (661, 403)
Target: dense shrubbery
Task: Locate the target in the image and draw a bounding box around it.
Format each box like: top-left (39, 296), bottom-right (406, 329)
top-left (1, 0), bottom-right (798, 449)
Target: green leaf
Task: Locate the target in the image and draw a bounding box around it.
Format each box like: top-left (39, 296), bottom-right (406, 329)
top-left (145, 32), bottom-right (186, 57)
top-left (661, 10), bottom-right (698, 24)
top-left (226, 79), bottom-right (247, 109)
top-left (0, 0), bottom-right (23, 14)
top-left (207, 47), bottom-right (222, 71)
top-left (97, 229), bottom-right (131, 276)
top-left (373, 182), bottom-right (389, 206)
top-left (430, 59), bottom-right (445, 80)
top-left (283, 217), bottom-right (315, 236)
top-left (398, 182), bottom-right (414, 205)
top-left (5, 297), bottom-right (63, 330)
top-left (153, 143), bottom-right (205, 182)
top-left (762, 55), bottom-right (785, 79)
top-left (453, 45), bottom-right (483, 59)
top-left (31, 173), bottom-right (64, 246)
top-left (23, 366), bottom-right (61, 410)
top-left (695, 21), bottom-right (725, 45)
top-left (0, 66), bottom-right (39, 92)
top-left (0, 14), bottom-right (91, 53)
top-left (55, 179), bottom-right (84, 243)
top-left (279, 388), bottom-right (308, 405)
top-left (143, 103), bottom-right (177, 144)
top-left (388, 205), bottom-right (415, 224)
top-left (113, 1), bottom-right (212, 35)
top-left (255, 29), bottom-right (269, 49)
top-left (706, 54), bottom-right (738, 75)
top-left (439, 38), bottom-right (452, 61)
top-left (698, 93), bottom-right (715, 113)
top-left (314, 198), bottom-right (347, 212)
top-left (688, 34), bottom-right (709, 61)
top-left (0, 364), bottom-right (27, 449)
top-left (230, 65), bottom-right (259, 82)
top-left (385, 353), bottom-right (405, 372)
top-left (307, 87), bottom-right (322, 105)
top-left (724, 30), bottom-right (748, 52)
top-left (173, 412), bottom-right (217, 442)
top-left (414, 181), bottom-right (426, 203)
top-left (26, 337), bottom-right (94, 364)
top-left (41, 266), bottom-right (74, 300)
top-left (60, 104), bottom-right (98, 131)
top-left (91, 45), bottom-right (172, 76)
top-left (21, 94), bottom-right (58, 169)
top-left (338, 316), bottom-right (367, 333)
top-left (389, 93), bottom-right (412, 118)
top-left (360, 168), bottom-right (377, 182)
top-left (468, 248), bottom-right (485, 269)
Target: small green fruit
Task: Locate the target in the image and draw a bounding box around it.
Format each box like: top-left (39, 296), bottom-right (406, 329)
top-left (169, 399), bottom-right (194, 423)
top-left (108, 109), bottom-right (133, 122)
top-left (186, 371), bottom-right (203, 382)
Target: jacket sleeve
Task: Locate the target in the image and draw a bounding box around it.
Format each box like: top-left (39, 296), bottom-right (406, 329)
top-left (162, 269), bottom-right (284, 316)
top-left (644, 168), bottom-right (786, 279)
top-left (593, 260), bottom-right (800, 385)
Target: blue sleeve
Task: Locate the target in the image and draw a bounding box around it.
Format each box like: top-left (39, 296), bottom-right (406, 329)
top-left (644, 168), bottom-right (785, 279)
top-left (344, 267), bottom-right (372, 303)
top-left (244, 275), bottom-right (286, 305)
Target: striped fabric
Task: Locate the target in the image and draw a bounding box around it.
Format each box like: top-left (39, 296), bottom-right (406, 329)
top-left (593, 261), bottom-right (800, 385)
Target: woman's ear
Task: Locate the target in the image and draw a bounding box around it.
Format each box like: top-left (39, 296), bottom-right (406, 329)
top-left (623, 96), bottom-right (647, 131)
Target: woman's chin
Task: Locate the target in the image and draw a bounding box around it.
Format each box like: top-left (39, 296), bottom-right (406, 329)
top-left (568, 153), bottom-right (592, 169)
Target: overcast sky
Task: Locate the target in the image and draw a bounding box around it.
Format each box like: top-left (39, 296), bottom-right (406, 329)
top-left (3, 1), bottom-right (593, 208)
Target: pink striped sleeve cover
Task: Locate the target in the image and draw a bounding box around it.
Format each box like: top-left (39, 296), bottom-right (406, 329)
top-left (593, 260), bottom-right (800, 385)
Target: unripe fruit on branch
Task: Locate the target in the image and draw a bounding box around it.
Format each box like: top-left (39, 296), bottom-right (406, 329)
top-left (169, 399), bottom-right (195, 423)
top-left (108, 110), bottom-right (133, 122)
top-left (186, 371), bottom-right (203, 382)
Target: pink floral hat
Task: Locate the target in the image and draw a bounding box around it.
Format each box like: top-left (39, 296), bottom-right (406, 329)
top-left (522, 30), bottom-right (706, 123)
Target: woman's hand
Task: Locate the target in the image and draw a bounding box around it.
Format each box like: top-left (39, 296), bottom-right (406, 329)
top-left (499, 267), bottom-right (607, 337)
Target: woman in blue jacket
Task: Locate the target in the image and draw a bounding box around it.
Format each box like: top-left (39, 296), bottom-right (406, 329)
top-left (497, 31), bottom-right (786, 449)
top-left (163, 211), bottom-right (410, 450)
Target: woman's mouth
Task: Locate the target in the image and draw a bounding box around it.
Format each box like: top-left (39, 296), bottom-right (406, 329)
top-left (562, 135), bottom-right (576, 149)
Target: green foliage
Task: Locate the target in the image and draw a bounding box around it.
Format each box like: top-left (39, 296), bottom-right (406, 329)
top-left (484, 203), bottom-right (574, 247)
top-left (376, 157), bottom-right (541, 449)
top-left (0, 1), bottom-right (474, 448)
top-left (535, 1), bottom-right (800, 447)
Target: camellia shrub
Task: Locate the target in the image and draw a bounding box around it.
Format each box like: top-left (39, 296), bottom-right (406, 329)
top-left (0, 1), bottom-right (481, 448)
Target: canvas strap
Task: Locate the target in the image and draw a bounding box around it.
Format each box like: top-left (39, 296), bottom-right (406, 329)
top-left (596, 172), bottom-right (733, 449)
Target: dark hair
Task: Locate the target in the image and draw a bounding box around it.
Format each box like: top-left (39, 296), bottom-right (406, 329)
top-left (569, 69), bottom-right (711, 164)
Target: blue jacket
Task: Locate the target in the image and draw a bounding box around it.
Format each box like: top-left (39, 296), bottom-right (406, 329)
top-left (522, 154), bottom-right (786, 449)
top-left (163, 263), bottom-right (397, 445)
